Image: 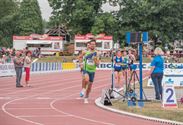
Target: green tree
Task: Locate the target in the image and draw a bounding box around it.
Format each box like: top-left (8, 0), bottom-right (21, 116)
top-left (48, 0), bottom-right (105, 34)
top-left (116, 0), bottom-right (183, 47)
top-left (16, 0), bottom-right (43, 36)
top-left (91, 13), bottom-right (117, 35)
top-left (0, 0), bottom-right (19, 47)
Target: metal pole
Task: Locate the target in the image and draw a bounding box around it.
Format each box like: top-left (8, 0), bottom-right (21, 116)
top-left (111, 41), bottom-right (115, 89)
top-left (139, 43), bottom-right (143, 100)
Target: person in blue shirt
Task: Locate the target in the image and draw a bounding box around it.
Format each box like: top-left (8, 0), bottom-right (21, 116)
top-left (149, 47), bottom-right (164, 100)
top-left (114, 50), bottom-right (123, 88)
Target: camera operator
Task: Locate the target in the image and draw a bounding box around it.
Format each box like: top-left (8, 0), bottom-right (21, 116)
top-left (13, 51), bottom-right (24, 88)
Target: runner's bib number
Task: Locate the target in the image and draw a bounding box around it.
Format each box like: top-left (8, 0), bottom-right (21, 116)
top-left (115, 64), bottom-right (121, 67)
top-left (87, 59), bottom-right (94, 65)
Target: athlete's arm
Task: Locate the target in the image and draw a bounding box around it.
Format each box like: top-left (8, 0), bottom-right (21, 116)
top-left (77, 50), bottom-right (86, 63)
top-left (94, 51), bottom-right (100, 66)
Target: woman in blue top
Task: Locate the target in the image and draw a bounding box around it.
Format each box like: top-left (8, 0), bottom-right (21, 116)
top-left (114, 50), bottom-right (123, 88)
top-left (149, 47), bottom-right (164, 100)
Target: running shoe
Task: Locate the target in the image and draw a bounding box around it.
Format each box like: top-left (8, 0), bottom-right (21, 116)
top-left (80, 91), bottom-right (84, 97)
top-left (84, 98), bottom-right (89, 104)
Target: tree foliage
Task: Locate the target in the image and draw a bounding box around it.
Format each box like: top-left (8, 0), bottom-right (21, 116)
top-left (0, 0), bottom-right (182, 48)
top-left (0, 0), bottom-right (18, 47)
top-left (116, 0), bottom-right (183, 47)
top-left (48, 0), bottom-right (183, 48)
top-left (0, 0), bottom-right (44, 47)
top-left (48, 0), bottom-right (106, 34)
top-left (16, 0), bottom-right (43, 36)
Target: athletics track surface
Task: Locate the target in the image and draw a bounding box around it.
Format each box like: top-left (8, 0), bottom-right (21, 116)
top-left (0, 71), bottom-right (166, 125)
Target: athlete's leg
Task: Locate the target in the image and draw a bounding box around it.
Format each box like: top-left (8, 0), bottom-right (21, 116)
top-left (114, 71), bottom-right (118, 80)
top-left (80, 72), bottom-right (89, 97)
top-left (117, 71), bottom-right (122, 86)
top-left (85, 82), bottom-right (93, 99)
top-left (84, 72), bottom-right (95, 103)
top-left (82, 70), bottom-right (87, 89)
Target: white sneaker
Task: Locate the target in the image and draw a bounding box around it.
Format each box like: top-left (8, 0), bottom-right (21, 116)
top-left (26, 84), bottom-right (31, 87)
top-left (84, 98), bottom-right (89, 104)
top-left (80, 91), bottom-right (84, 97)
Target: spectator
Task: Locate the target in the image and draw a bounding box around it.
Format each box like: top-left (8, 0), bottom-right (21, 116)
top-left (165, 50), bottom-right (172, 63)
top-left (33, 47), bottom-right (41, 58)
top-left (24, 51), bottom-right (32, 87)
top-left (149, 47), bottom-right (164, 100)
top-left (13, 51), bottom-right (24, 88)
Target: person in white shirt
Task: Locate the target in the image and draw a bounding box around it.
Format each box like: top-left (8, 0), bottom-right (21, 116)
top-left (24, 51), bottom-right (32, 87)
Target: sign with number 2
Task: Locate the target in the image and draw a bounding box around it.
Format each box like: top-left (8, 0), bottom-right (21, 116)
top-left (162, 84), bottom-right (177, 108)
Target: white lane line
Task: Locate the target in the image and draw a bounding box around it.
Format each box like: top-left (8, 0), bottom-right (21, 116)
top-left (0, 107), bottom-right (52, 110)
top-left (0, 72), bottom-right (81, 90)
top-left (2, 74), bottom-right (109, 125)
top-left (0, 71), bottom-right (85, 91)
top-left (0, 76), bottom-right (83, 95)
top-left (35, 97), bottom-right (52, 100)
top-left (0, 70), bottom-right (107, 89)
top-left (17, 115), bottom-right (71, 118)
top-left (50, 83), bottom-right (115, 125)
top-left (0, 97), bottom-right (11, 100)
top-left (0, 72), bottom-right (109, 96)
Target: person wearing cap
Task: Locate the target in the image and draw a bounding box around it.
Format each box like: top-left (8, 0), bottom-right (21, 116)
top-left (24, 51), bottom-right (32, 87)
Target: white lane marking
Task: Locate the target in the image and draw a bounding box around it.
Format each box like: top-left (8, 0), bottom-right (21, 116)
top-left (0, 70), bottom-right (107, 89)
top-left (0, 71), bottom-right (86, 91)
top-left (0, 76), bottom-right (83, 95)
top-left (0, 97), bottom-right (11, 100)
top-left (2, 74), bottom-right (109, 125)
top-left (35, 97), bottom-right (52, 100)
top-left (0, 71), bottom-right (79, 87)
top-left (6, 108), bottom-right (52, 110)
top-left (0, 72), bottom-right (109, 96)
top-left (17, 115), bottom-right (71, 118)
top-left (50, 84), bottom-right (115, 125)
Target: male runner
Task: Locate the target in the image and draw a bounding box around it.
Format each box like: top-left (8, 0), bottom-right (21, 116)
top-left (83, 39), bottom-right (100, 103)
top-left (78, 42), bottom-right (91, 97)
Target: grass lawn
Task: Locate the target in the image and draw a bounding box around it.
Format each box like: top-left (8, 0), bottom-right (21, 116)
top-left (36, 56), bottom-right (113, 62)
top-left (112, 100), bottom-right (183, 122)
top-left (36, 56), bottom-right (75, 62)
top-left (36, 56), bottom-right (183, 63)
top-left (111, 76), bottom-right (183, 123)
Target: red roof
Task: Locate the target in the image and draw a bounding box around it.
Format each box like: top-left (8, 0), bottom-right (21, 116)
top-left (13, 34), bottom-right (63, 41)
top-left (75, 33), bottom-right (113, 40)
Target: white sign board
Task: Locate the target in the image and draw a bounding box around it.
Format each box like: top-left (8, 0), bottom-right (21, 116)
top-left (0, 63), bottom-right (15, 77)
top-left (162, 81), bottom-right (177, 108)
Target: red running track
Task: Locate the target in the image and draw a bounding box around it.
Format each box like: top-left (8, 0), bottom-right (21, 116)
top-left (0, 71), bottom-right (164, 125)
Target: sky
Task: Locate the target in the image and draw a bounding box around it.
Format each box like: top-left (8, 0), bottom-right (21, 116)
top-left (37, 0), bottom-right (119, 21)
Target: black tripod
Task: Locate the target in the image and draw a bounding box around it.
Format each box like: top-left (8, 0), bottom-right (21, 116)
top-left (127, 68), bottom-right (148, 101)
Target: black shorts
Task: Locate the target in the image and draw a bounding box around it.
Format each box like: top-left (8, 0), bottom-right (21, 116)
top-left (114, 68), bottom-right (122, 72)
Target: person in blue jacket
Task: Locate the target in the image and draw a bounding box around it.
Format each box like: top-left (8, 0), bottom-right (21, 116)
top-left (149, 47), bottom-right (164, 100)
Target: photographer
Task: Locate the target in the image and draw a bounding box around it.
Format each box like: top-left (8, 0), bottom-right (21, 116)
top-left (13, 51), bottom-right (24, 88)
